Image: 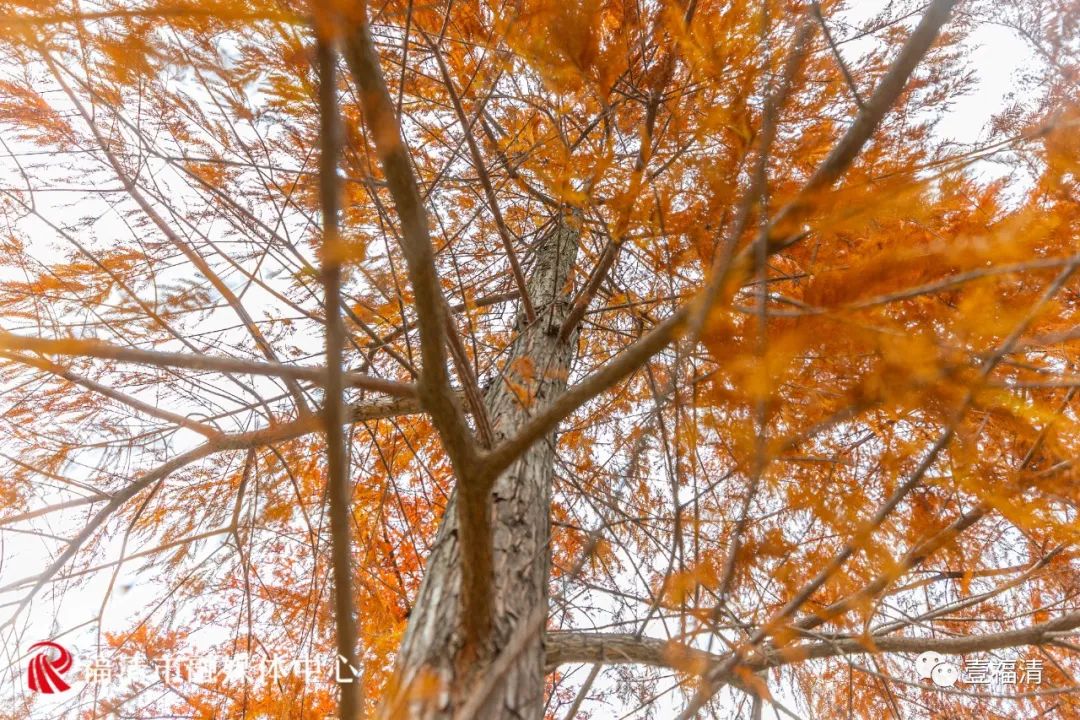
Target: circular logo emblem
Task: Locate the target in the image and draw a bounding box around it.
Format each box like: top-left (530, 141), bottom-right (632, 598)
top-left (915, 650), bottom-right (960, 687)
top-left (27, 641), bottom-right (74, 694)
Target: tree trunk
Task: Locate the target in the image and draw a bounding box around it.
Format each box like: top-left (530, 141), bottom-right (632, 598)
top-left (390, 217), bottom-right (579, 719)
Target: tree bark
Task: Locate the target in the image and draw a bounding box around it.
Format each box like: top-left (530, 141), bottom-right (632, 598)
top-left (389, 217), bottom-right (579, 719)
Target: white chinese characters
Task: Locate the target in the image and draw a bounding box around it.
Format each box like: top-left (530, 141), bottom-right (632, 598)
top-left (914, 652), bottom-right (1043, 688)
top-left (81, 652), bottom-right (359, 687)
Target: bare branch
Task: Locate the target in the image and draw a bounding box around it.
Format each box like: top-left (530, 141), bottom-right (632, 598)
top-left (343, 2), bottom-right (488, 657)
top-left (479, 308), bottom-right (686, 486)
top-left (426, 36), bottom-right (536, 324)
top-left (2, 394), bottom-right (424, 625)
top-left (316, 33), bottom-right (364, 720)
top-left (0, 350), bottom-right (220, 437)
top-left (547, 609), bottom-right (1080, 677)
top-left (341, 5), bottom-right (474, 469)
top-left (0, 332), bottom-right (416, 398)
top-left (40, 49), bottom-right (315, 414)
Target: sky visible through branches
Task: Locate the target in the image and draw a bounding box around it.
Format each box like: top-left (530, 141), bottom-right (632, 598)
top-left (0, 0), bottom-right (1078, 718)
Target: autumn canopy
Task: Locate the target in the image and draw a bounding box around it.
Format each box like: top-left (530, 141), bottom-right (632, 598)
top-left (0, 0), bottom-right (1078, 718)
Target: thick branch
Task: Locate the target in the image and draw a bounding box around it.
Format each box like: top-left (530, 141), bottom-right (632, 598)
top-left (792, 612), bottom-right (1080, 661)
top-left (341, 5), bottom-right (474, 468)
top-left (488, 1), bottom-right (961, 488)
top-left (343, 3), bottom-right (488, 655)
top-left (546, 610), bottom-right (1080, 676)
top-left (478, 308), bottom-right (686, 486)
top-left (545, 632), bottom-right (723, 676)
top-left (0, 332), bottom-right (415, 398)
top-left (316, 35), bottom-right (364, 720)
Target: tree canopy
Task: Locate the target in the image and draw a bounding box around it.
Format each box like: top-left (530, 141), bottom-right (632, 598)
top-left (0, 0), bottom-right (1078, 718)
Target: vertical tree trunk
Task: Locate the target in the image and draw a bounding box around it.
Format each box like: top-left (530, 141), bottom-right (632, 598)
top-left (390, 217), bottom-right (579, 719)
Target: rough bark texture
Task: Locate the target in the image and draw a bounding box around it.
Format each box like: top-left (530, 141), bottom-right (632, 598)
top-left (392, 217), bottom-right (579, 719)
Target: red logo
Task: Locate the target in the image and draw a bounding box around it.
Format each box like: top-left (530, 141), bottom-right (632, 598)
top-left (27, 641), bottom-right (74, 694)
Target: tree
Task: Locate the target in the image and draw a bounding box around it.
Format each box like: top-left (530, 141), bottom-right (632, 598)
top-left (0, 0), bottom-right (1077, 718)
